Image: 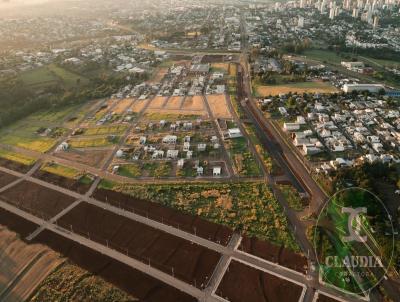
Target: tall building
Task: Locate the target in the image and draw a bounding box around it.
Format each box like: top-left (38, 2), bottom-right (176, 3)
top-left (298, 16), bottom-right (305, 27)
top-left (373, 16), bottom-right (379, 28)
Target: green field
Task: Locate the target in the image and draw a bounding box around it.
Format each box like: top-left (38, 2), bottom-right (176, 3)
top-left (116, 163), bottom-right (142, 178)
top-left (19, 64), bottom-right (89, 90)
top-left (228, 137), bottom-right (261, 177)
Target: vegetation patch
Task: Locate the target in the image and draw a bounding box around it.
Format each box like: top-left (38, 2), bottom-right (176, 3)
top-left (0, 149), bottom-right (36, 166)
top-left (99, 180), bottom-right (300, 251)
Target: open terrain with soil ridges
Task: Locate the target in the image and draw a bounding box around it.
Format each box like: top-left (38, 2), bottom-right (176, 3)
top-left (239, 236), bottom-right (308, 274)
top-left (58, 202), bottom-right (221, 288)
top-left (216, 260), bottom-right (304, 302)
top-left (33, 230), bottom-right (197, 302)
top-left (33, 170), bottom-right (91, 194)
top-left (0, 171), bottom-right (18, 188)
top-left (0, 181), bottom-right (76, 219)
top-left (93, 188), bottom-right (233, 246)
top-left (0, 158), bottom-right (32, 173)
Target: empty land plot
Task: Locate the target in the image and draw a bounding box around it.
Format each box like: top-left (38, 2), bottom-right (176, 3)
top-left (130, 99), bottom-right (149, 113)
top-left (316, 294), bottom-right (343, 302)
top-left (58, 202), bottom-right (221, 288)
top-left (215, 260), bottom-right (304, 302)
top-left (112, 99), bottom-right (134, 115)
top-left (0, 208), bottom-right (39, 237)
top-left (149, 96), bottom-right (168, 109)
top-left (0, 149), bottom-right (36, 167)
top-left (0, 128), bottom-right (57, 153)
top-left (0, 171), bottom-right (18, 188)
top-left (0, 227), bottom-right (63, 302)
top-left (33, 231), bottom-right (197, 302)
top-left (182, 96), bottom-right (205, 111)
top-left (256, 82), bottom-right (339, 96)
top-left (30, 262), bottom-right (135, 302)
top-left (34, 170), bottom-right (92, 194)
top-left (206, 94), bottom-right (232, 118)
top-left (83, 125), bottom-right (128, 136)
top-left (68, 136), bottom-right (118, 148)
top-left (55, 148), bottom-right (112, 168)
top-left (0, 181), bottom-right (76, 219)
top-left (165, 96), bottom-right (184, 109)
top-left (93, 188), bottom-right (233, 246)
top-left (211, 63), bottom-right (229, 73)
top-left (239, 236), bottom-right (307, 274)
top-left (150, 67), bottom-right (168, 83)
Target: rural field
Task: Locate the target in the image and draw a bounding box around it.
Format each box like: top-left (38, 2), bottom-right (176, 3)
top-left (55, 148), bottom-right (112, 168)
top-left (0, 181), bottom-right (76, 219)
top-left (0, 171), bottom-right (18, 187)
top-left (255, 81), bottom-right (339, 96)
top-left (215, 260), bottom-right (305, 302)
top-left (33, 230), bottom-right (197, 302)
top-left (57, 202), bottom-right (222, 288)
top-left (93, 188), bottom-right (234, 246)
top-left (0, 227), bottom-right (63, 302)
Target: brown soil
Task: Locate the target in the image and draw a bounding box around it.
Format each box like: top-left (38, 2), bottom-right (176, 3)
top-left (33, 170), bottom-right (91, 194)
top-left (215, 260), bottom-right (304, 302)
top-left (93, 188), bottom-right (233, 246)
top-left (0, 227), bottom-right (63, 302)
top-left (0, 171), bottom-right (18, 188)
top-left (0, 208), bottom-right (38, 238)
top-left (239, 236), bottom-right (308, 274)
top-left (0, 181), bottom-right (76, 219)
top-left (0, 158), bottom-right (32, 173)
top-left (33, 230), bottom-right (197, 302)
top-left (57, 202), bottom-right (221, 288)
top-left (201, 55), bottom-right (226, 63)
top-left (206, 94), bottom-right (232, 118)
top-left (55, 148), bottom-right (111, 168)
top-left (317, 294), bottom-right (341, 302)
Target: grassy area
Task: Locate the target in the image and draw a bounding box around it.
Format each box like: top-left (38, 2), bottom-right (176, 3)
top-left (0, 149), bottom-right (36, 166)
top-left (278, 184), bottom-right (307, 211)
top-left (255, 81), bottom-right (338, 97)
top-left (29, 105), bottom-right (83, 124)
top-left (117, 163), bottom-right (142, 178)
top-left (0, 133), bottom-right (56, 153)
top-left (142, 162), bottom-right (172, 178)
top-left (227, 137), bottom-right (261, 177)
top-left (69, 136), bottom-right (119, 148)
top-left (84, 125), bottom-right (128, 136)
top-left (244, 124), bottom-right (274, 173)
top-left (41, 162), bottom-right (81, 179)
top-left (99, 180), bottom-right (300, 252)
top-left (30, 262), bottom-right (134, 302)
top-left (19, 64), bottom-right (89, 90)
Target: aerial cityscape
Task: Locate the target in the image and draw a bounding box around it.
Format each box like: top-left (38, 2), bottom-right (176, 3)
top-left (0, 0), bottom-right (399, 301)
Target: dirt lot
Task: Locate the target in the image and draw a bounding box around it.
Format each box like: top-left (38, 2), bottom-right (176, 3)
top-left (215, 260), bottom-right (304, 302)
top-left (239, 236), bottom-right (307, 274)
top-left (0, 208), bottom-right (38, 237)
top-left (33, 230), bottom-right (197, 302)
top-left (150, 67), bottom-right (168, 83)
top-left (206, 94), bottom-right (232, 118)
top-left (112, 98), bottom-right (134, 115)
top-left (0, 181), bottom-right (76, 219)
top-left (58, 202), bottom-right (221, 288)
top-left (0, 227), bottom-right (63, 302)
top-left (33, 170), bottom-right (91, 194)
top-left (93, 188), bottom-right (233, 246)
top-left (182, 96), bottom-right (205, 111)
top-left (317, 294), bottom-right (341, 302)
top-left (0, 158), bottom-right (32, 173)
top-left (256, 82), bottom-right (339, 96)
top-left (130, 99), bottom-right (150, 113)
top-left (201, 55), bottom-right (227, 63)
top-left (55, 148), bottom-right (112, 168)
top-left (0, 171), bottom-right (18, 188)
top-left (149, 96), bottom-right (168, 109)
top-left (165, 96), bottom-right (184, 109)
